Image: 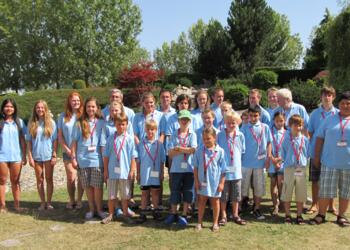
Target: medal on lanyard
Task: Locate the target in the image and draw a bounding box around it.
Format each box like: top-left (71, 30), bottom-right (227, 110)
top-left (337, 114), bottom-right (349, 147)
top-left (87, 119), bottom-right (97, 152)
top-left (249, 125), bottom-right (265, 160)
top-left (143, 140), bottom-right (160, 178)
top-left (113, 132), bottom-right (126, 173)
top-left (272, 127), bottom-right (285, 157)
top-left (226, 129), bottom-right (236, 173)
top-left (202, 147), bottom-right (217, 185)
top-left (178, 129), bottom-right (189, 169)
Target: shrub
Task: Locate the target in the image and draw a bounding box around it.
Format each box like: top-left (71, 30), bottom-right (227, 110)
top-left (286, 79), bottom-right (321, 111)
top-left (223, 83), bottom-right (250, 110)
top-left (251, 70), bottom-right (278, 90)
top-left (216, 78), bottom-right (243, 89)
top-left (162, 83), bottom-right (177, 92)
top-left (72, 79), bottom-right (86, 89)
top-left (175, 77), bottom-right (193, 88)
top-left (167, 72), bottom-right (204, 86)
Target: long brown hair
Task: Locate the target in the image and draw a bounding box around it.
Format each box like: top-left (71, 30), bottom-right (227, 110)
top-left (28, 100), bottom-right (54, 138)
top-left (79, 97), bottom-right (102, 140)
top-left (64, 91), bottom-right (83, 123)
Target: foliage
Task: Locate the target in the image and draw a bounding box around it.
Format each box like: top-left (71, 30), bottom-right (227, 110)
top-left (251, 70), bottom-right (278, 89)
top-left (222, 83), bottom-right (250, 110)
top-left (286, 79), bottom-right (321, 111)
top-left (72, 80), bottom-right (86, 89)
top-left (167, 73), bottom-right (204, 86)
top-left (174, 77), bottom-right (193, 88)
top-left (326, 6), bottom-right (350, 93)
top-left (162, 83), bottom-right (178, 92)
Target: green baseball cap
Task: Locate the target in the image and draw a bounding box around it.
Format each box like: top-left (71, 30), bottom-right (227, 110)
top-left (178, 110), bottom-right (192, 120)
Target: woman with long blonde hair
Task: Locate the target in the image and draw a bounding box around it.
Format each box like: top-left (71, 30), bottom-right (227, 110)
top-left (57, 91), bottom-right (84, 209)
top-left (27, 100), bottom-right (58, 210)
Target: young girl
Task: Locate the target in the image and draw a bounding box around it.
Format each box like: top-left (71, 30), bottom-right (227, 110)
top-left (71, 97), bottom-right (106, 220)
top-left (196, 109), bottom-right (219, 145)
top-left (218, 101), bottom-right (234, 131)
top-left (0, 98), bottom-right (27, 213)
top-left (194, 127), bottom-right (226, 232)
top-left (58, 91), bottom-right (84, 209)
top-left (105, 101), bottom-right (134, 138)
top-left (27, 100), bottom-right (58, 210)
top-left (191, 89), bottom-right (210, 131)
top-left (269, 112), bottom-right (286, 216)
top-left (240, 110), bottom-right (249, 128)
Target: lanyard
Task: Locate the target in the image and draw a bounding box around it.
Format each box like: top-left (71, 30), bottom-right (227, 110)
top-left (203, 147), bottom-right (217, 177)
top-left (113, 132), bottom-right (126, 162)
top-left (225, 129), bottom-right (236, 165)
top-left (178, 129), bottom-right (189, 161)
top-left (290, 133), bottom-right (304, 164)
top-left (321, 110), bottom-right (334, 119)
top-left (89, 119), bottom-right (97, 145)
top-left (272, 127), bottom-right (285, 157)
top-left (339, 114), bottom-right (350, 141)
top-left (143, 139), bottom-right (159, 168)
top-left (249, 124), bottom-right (264, 152)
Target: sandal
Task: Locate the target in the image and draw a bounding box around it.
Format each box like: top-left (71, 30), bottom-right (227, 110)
top-left (46, 204), bottom-right (54, 210)
top-left (271, 206), bottom-right (279, 216)
top-left (219, 217), bottom-right (227, 226)
top-left (285, 215), bottom-right (292, 224)
top-left (212, 224), bottom-right (220, 232)
top-left (309, 214), bottom-right (326, 225)
top-left (296, 215), bottom-right (305, 225)
top-left (233, 216), bottom-right (247, 225)
top-left (101, 215), bottom-right (114, 224)
top-left (336, 216), bottom-right (350, 227)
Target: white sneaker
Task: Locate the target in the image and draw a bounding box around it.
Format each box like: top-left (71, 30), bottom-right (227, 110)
top-left (85, 211), bottom-right (94, 220)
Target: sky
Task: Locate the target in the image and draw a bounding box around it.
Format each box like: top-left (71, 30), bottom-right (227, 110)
top-left (133, 0), bottom-right (342, 62)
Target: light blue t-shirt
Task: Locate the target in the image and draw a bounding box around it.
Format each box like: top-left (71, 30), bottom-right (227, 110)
top-left (168, 129), bottom-right (197, 173)
top-left (269, 126), bottom-right (287, 173)
top-left (0, 119), bottom-right (27, 162)
top-left (259, 105), bottom-right (271, 125)
top-left (281, 132), bottom-right (309, 168)
top-left (241, 121), bottom-right (272, 168)
top-left (194, 144), bottom-right (226, 198)
top-left (159, 107), bottom-right (176, 153)
top-left (266, 107), bottom-right (276, 119)
top-left (272, 102), bottom-right (309, 130)
top-left (133, 110), bottom-right (164, 140)
top-left (211, 103), bottom-right (223, 128)
top-left (27, 120), bottom-right (57, 161)
top-left (165, 112), bottom-right (195, 136)
top-left (57, 112), bottom-right (77, 148)
top-left (103, 132), bottom-right (138, 180)
top-left (217, 129), bottom-right (245, 180)
top-left (308, 106), bottom-right (338, 158)
top-left (137, 138), bottom-right (166, 186)
top-left (191, 108), bottom-right (204, 131)
top-left (316, 114), bottom-right (350, 169)
top-left (196, 126), bottom-right (220, 145)
top-left (72, 119), bottom-right (106, 168)
top-left (103, 118), bottom-right (134, 141)
top-left (102, 105), bottom-right (135, 125)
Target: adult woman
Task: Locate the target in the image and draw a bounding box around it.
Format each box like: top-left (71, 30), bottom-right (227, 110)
top-left (0, 98), bottom-right (27, 212)
top-left (57, 92), bottom-right (84, 209)
top-left (27, 100), bottom-right (57, 210)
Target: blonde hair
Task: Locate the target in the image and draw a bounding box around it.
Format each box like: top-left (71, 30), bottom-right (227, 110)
top-left (201, 108), bottom-right (215, 119)
top-left (224, 111), bottom-right (242, 124)
top-left (141, 92), bottom-right (156, 112)
top-left (145, 119), bottom-right (158, 130)
top-left (267, 87), bottom-right (278, 95)
top-left (79, 97), bottom-right (102, 140)
top-left (28, 100), bottom-right (54, 138)
top-left (109, 101), bottom-right (125, 121)
top-left (220, 101), bottom-right (233, 110)
top-left (288, 114), bottom-right (304, 127)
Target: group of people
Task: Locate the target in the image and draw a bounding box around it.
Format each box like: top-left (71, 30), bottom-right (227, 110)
top-left (0, 85), bottom-right (349, 232)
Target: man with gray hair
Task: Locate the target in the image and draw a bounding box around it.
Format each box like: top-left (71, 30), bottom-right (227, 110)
top-left (102, 88), bottom-right (135, 124)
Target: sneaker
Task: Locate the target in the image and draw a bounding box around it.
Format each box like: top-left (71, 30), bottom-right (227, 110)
top-left (128, 208), bottom-right (136, 217)
top-left (253, 209), bottom-right (265, 220)
top-left (115, 208), bottom-right (123, 218)
top-left (98, 211), bottom-right (108, 219)
top-left (164, 214), bottom-right (178, 225)
top-left (85, 211), bottom-right (94, 220)
top-left (177, 216), bottom-right (188, 226)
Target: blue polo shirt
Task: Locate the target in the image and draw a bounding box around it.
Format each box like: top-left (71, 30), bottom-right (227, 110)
top-left (281, 132), bottom-right (309, 168)
top-left (57, 112), bottom-right (76, 148)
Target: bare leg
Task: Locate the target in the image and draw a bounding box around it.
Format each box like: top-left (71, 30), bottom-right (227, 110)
top-left (141, 190), bottom-right (150, 210)
top-left (85, 187), bottom-right (95, 213)
top-left (34, 162), bottom-right (46, 207)
top-left (210, 198), bottom-right (220, 226)
top-left (10, 162), bottom-right (22, 210)
top-left (44, 161), bottom-right (54, 206)
top-left (197, 195), bottom-right (208, 225)
top-left (220, 201), bottom-right (227, 220)
top-left (64, 161), bottom-right (76, 204)
top-left (151, 189), bottom-right (160, 209)
top-left (0, 163), bottom-right (9, 209)
top-left (94, 187), bottom-right (103, 213)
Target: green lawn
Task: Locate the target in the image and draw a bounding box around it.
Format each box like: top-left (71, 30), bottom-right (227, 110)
top-left (1, 181), bottom-right (350, 249)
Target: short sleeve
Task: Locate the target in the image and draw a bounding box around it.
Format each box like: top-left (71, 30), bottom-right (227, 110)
top-left (52, 120), bottom-right (58, 140)
top-left (130, 138), bottom-right (138, 159)
top-left (315, 121), bottom-right (327, 139)
top-left (99, 121), bottom-right (106, 147)
top-left (103, 136), bottom-right (112, 158)
top-left (190, 132), bottom-right (197, 148)
top-left (167, 134), bottom-right (175, 150)
top-left (160, 143), bottom-right (166, 163)
top-left (159, 115), bottom-right (166, 134)
top-left (219, 150), bottom-right (227, 174)
top-left (72, 122), bottom-right (80, 142)
top-left (265, 126), bottom-right (272, 143)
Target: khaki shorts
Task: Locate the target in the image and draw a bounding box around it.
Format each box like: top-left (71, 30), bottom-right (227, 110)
top-left (281, 167), bottom-right (307, 202)
top-left (107, 179), bottom-right (131, 200)
top-left (242, 168), bottom-right (265, 198)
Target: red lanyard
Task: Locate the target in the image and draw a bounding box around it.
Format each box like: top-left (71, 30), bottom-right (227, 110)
top-left (290, 133), bottom-right (304, 164)
top-left (321, 110), bottom-right (334, 119)
top-left (113, 132), bottom-right (126, 162)
top-left (272, 127), bottom-right (285, 157)
top-left (89, 119), bottom-right (97, 145)
top-left (249, 124), bottom-right (264, 152)
top-left (339, 114), bottom-right (350, 141)
top-left (225, 129), bottom-right (236, 165)
top-left (178, 129), bottom-right (189, 160)
top-left (203, 147), bottom-right (217, 176)
top-left (143, 140), bottom-right (159, 168)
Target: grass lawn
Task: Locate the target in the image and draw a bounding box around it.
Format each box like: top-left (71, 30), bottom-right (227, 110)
top-left (1, 180), bottom-right (350, 250)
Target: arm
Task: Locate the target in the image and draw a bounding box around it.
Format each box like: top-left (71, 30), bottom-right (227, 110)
top-left (217, 174), bottom-right (225, 192)
top-left (71, 140), bottom-right (78, 169)
top-left (51, 139), bottom-right (58, 167)
top-left (20, 134), bottom-right (27, 165)
top-left (58, 129), bottom-right (71, 156)
top-left (103, 156), bottom-right (109, 183)
top-left (177, 146), bottom-right (196, 155)
top-left (129, 158), bottom-right (136, 180)
top-left (158, 133), bottom-right (165, 144)
top-left (194, 167), bottom-right (200, 191)
top-left (265, 142), bottom-right (272, 169)
top-left (160, 162), bottom-right (165, 181)
top-left (136, 161), bottom-right (140, 184)
top-left (27, 140), bottom-right (34, 168)
top-left (313, 137), bottom-right (324, 168)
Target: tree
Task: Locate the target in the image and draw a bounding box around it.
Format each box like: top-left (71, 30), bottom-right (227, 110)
top-left (326, 6), bottom-right (350, 93)
top-left (303, 9), bottom-right (333, 70)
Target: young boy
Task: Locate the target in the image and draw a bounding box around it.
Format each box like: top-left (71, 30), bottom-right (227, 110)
top-left (196, 109), bottom-right (220, 145)
top-left (217, 111), bottom-right (246, 225)
top-left (165, 110), bottom-right (197, 226)
top-left (217, 101), bottom-right (234, 131)
top-left (281, 114), bottom-right (310, 224)
top-left (241, 106), bottom-right (272, 220)
top-left (102, 113), bottom-right (138, 224)
top-left (137, 120), bottom-right (166, 222)
top-left (307, 86), bottom-right (338, 214)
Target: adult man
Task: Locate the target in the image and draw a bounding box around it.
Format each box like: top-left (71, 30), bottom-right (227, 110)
top-left (249, 89), bottom-right (271, 125)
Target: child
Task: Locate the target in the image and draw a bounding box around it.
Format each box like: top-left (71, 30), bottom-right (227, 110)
top-left (27, 100), bottom-right (58, 210)
top-left (102, 113), bottom-right (137, 224)
top-left (210, 87), bottom-right (225, 128)
top-left (217, 111), bottom-right (246, 226)
top-left (241, 106), bottom-right (272, 220)
top-left (240, 110), bottom-right (249, 127)
top-left (267, 87), bottom-right (279, 118)
top-left (281, 114), bottom-right (309, 224)
top-left (269, 112), bottom-right (286, 216)
top-left (71, 97), bottom-right (106, 220)
top-left (194, 128), bottom-right (226, 232)
top-left (165, 110), bottom-right (197, 226)
top-left (217, 101), bottom-right (234, 131)
top-left (191, 89), bottom-right (211, 131)
top-left (137, 120), bottom-right (166, 222)
top-left (196, 109), bottom-right (220, 145)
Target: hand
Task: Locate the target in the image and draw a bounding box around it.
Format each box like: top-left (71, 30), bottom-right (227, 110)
top-left (313, 157), bottom-right (321, 169)
top-left (65, 148), bottom-right (72, 157)
top-left (195, 181), bottom-right (201, 191)
top-left (22, 155), bottom-right (27, 166)
top-left (158, 137), bottom-right (164, 144)
top-left (29, 157), bottom-right (35, 168)
top-left (104, 172), bottom-right (109, 183)
top-left (128, 171), bottom-right (134, 181)
top-left (275, 162), bottom-right (281, 170)
top-left (72, 158), bottom-right (78, 169)
top-left (217, 182), bottom-right (224, 193)
top-left (51, 157), bottom-right (57, 167)
top-left (264, 159), bottom-right (270, 169)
